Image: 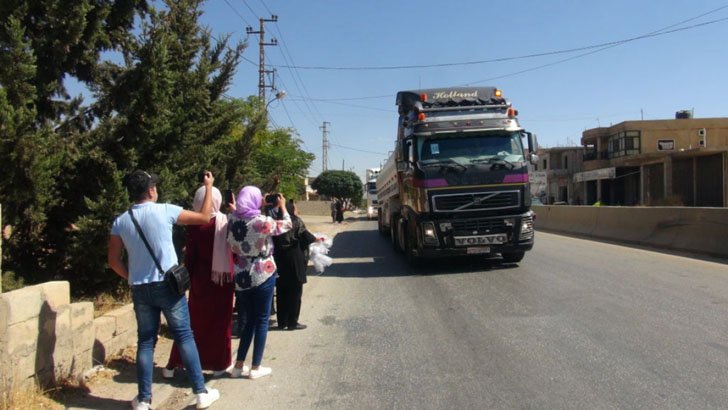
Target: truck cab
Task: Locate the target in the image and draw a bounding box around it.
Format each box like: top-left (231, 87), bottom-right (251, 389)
top-left (377, 87), bottom-right (539, 264)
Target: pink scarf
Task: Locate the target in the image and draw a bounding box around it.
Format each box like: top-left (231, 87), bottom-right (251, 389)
top-left (193, 186), bottom-right (233, 285)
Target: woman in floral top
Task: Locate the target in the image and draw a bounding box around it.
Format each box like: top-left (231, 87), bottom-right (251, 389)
top-left (227, 186), bottom-right (292, 379)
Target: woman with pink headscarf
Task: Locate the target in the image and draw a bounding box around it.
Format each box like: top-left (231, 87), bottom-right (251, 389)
top-left (163, 186), bottom-right (235, 378)
top-left (226, 186), bottom-right (292, 379)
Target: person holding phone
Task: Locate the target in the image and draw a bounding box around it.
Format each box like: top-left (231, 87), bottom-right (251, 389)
top-left (162, 185), bottom-right (235, 379)
top-left (107, 170), bottom-right (221, 409)
top-left (226, 186), bottom-right (292, 379)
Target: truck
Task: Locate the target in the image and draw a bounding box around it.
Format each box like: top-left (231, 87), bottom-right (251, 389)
top-left (365, 168), bottom-right (381, 220)
top-left (376, 87), bottom-right (539, 264)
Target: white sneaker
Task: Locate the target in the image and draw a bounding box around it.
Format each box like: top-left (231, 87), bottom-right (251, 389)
top-left (229, 365), bottom-right (250, 378)
top-left (248, 366), bottom-right (272, 379)
top-left (161, 367), bottom-right (175, 379)
top-left (196, 387), bottom-right (220, 409)
top-left (131, 396), bottom-right (152, 410)
top-left (212, 365), bottom-right (234, 377)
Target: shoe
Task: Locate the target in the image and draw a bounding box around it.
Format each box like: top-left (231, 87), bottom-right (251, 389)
top-left (161, 367), bottom-right (175, 379)
top-left (213, 365), bottom-right (234, 377)
top-left (229, 364), bottom-right (250, 378)
top-left (196, 387), bottom-right (220, 409)
top-left (131, 396), bottom-right (152, 410)
top-left (287, 323), bottom-right (307, 330)
top-left (248, 366), bottom-right (272, 379)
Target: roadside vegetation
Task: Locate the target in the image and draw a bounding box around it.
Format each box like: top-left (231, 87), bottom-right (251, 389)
top-left (0, 0), bottom-right (314, 301)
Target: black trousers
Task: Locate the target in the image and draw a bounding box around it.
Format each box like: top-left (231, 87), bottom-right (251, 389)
top-left (276, 281), bottom-right (303, 328)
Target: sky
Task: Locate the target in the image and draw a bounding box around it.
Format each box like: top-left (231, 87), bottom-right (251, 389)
top-left (87, 1), bottom-right (728, 182)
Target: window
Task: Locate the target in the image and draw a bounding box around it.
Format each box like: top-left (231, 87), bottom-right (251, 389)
top-left (564, 155), bottom-right (568, 169)
top-left (543, 159), bottom-right (547, 169)
top-left (608, 130), bottom-right (641, 158)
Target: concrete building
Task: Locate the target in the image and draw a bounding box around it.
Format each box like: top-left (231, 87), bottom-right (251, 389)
top-left (530, 146), bottom-right (585, 205)
top-left (577, 115), bottom-right (728, 206)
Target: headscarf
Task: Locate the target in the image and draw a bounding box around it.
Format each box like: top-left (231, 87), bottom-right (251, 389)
top-left (234, 186), bottom-right (262, 219)
top-left (192, 186), bottom-right (232, 284)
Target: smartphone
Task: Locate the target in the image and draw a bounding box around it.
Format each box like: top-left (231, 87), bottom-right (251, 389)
top-left (224, 189), bottom-right (234, 204)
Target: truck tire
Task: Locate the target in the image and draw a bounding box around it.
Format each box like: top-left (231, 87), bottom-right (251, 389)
top-left (404, 226), bottom-right (423, 267)
top-left (501, 251), bottom-right (525, 263)
top-left (390, 214), bottom-right (401, 252)
top-left (378, 210), bottom-right (387, 235)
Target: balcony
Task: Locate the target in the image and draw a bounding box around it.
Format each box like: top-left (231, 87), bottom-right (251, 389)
top-left (582, 150), bottom-right (611, 171)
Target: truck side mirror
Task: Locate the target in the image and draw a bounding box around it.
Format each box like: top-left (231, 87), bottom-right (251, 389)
top-left (525, 132), bottom-right (539, 164)
top-left (403, 139), bottom-right (415, 163)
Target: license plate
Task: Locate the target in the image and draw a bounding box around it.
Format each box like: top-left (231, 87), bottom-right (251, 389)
top-left (467, 247), bottom-right (490, 254)
top-left (454, 234), bottom-right (507, 247)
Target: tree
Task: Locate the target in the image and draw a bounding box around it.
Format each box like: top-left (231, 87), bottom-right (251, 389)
top-left (311, 170), bottom-right (363, 205)
top-left (65, 0), bottom-right (247, 295)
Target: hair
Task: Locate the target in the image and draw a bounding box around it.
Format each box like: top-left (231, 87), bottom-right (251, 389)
top-left (123, 170), bottom-right (157, 202)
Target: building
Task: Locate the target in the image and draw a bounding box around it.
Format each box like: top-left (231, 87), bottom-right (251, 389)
top-left (577, 115), bottom-right (728, 206)
top-left (530, 146), bottom-right (585, 204)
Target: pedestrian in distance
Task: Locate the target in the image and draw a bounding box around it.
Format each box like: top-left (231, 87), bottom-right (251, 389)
top-left (107, 170), bottom-right (220, 410)
top-left (335, 198), bottom-right (344, 223)
top-left (163, 185), bottom-right (235, 379)
top-left (330, 197), bottom-right (337, 223)
top-left (227, 186), bottom-right (292, 379)
top-left (272, 200), bottom-right (320, 331)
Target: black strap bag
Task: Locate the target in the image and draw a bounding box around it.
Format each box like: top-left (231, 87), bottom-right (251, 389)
top-left (128, 207), bottom-right (191, 296)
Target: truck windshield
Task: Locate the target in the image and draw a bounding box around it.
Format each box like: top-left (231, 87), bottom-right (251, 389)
top-left (417, 132), bottom-right (524, 165)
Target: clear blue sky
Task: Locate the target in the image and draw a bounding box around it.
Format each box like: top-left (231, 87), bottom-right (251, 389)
top-left (102, 1), bottom-right (728, 181)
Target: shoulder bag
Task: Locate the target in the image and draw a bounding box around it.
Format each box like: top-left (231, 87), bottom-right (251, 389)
top-left (128, 207), bottom-right (190, 296)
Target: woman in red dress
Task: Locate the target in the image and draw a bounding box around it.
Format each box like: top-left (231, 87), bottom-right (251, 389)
top-left (163, 186), bottom-right (234, 377)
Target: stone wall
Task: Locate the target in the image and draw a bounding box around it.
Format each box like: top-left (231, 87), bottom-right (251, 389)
top-left (0, 281), bottom-right (137, 394)
top-left (0, 282), bottom-right (93, 390)
top-left (296, 200), bottom-right (333, 216)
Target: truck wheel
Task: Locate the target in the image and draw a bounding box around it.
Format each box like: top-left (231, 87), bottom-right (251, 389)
top-left (404, 228), bottom-right (423, 267)
top-left (378, 211), bottom-right (387, 235)
top-left (390, 214), bottom-right (400, 252)
top-left (397, 218), bottom-right (408, 253)
top-left (501, 251), bottom-right (525, 263)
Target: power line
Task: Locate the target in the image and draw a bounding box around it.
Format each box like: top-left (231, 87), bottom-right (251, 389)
top-left (329, 143), bottom-right (387, 156)
top-left (222, 0), bottom-right (252, 26)
top-left (274, 15), bottom-right (728, 71)
top-left (238, 0), bottom-right (258, 17)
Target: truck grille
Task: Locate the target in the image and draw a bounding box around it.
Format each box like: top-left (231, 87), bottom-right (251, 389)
top-left (451, 218), bottom-right (509, 236)
top-left (432, 190), bottom-right (520, 212)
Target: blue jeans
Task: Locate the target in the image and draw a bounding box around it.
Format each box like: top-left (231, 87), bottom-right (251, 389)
top-left (131, 282), bottom-right (207, 402)
top-left (236, 274), bottom-right (276, 366)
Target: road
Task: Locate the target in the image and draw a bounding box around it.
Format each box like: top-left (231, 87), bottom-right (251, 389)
top-left (163, 219), bottom-right (728, 409)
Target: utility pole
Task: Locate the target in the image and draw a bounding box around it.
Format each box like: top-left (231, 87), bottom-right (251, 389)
top-left (246, 15), bottom-right (278, 100)
top-left (320, 121), bottom-right (330, 171)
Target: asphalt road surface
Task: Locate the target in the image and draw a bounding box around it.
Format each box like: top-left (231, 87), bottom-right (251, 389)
top-left (164, 220), bottom-right (728, 410)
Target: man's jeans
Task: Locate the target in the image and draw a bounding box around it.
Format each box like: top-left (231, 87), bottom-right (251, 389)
top-left (236, 274), bottom-right (276, 366)
top-left (131, 281), bottom-right (206, 402)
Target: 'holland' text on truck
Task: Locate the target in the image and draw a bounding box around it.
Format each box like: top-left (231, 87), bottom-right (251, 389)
top-left (376, 87), bottom-right (539, 264)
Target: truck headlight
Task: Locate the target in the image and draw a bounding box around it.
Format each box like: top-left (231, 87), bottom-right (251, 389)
top-left (519, 214), bottom-right (534, 240)
top-left (422, 221), bottom-right (438, 245)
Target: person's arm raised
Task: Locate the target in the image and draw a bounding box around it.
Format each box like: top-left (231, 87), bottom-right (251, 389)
top-left (177, 171), bottom-right (215, 225)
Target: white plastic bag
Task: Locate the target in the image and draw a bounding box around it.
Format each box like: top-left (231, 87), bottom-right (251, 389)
top-left (309, 233), bottom-right (333, 273)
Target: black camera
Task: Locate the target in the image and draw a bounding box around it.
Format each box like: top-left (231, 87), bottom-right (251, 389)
top-left (265, 193), bottom-right (281, 205)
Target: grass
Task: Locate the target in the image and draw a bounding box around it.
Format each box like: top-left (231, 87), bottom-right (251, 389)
top-left (88, 290), bottom-right (131, 318)
top-left (1, 378), bottom-right (63, 410)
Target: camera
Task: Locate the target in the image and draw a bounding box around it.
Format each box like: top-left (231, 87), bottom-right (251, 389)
top-left (263, 193), bottom-right (282, 220)
top-left (265, 193), bottom-right (281, 205)
top-left (224, 189), bottom-right (234, 204)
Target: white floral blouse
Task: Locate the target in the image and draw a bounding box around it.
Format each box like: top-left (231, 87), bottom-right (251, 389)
top-left (227, 213), bottom-right (292, 290)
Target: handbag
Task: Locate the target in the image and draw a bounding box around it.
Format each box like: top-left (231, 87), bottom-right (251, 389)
top-left (128, 207), bottom-right (191, 296)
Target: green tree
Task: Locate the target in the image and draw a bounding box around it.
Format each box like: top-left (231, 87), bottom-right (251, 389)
top-left (250, 128), bottom-right (315, 199)
top-left (65, 0), bottom-right (247, 294)
top-left (311, 170), bottom-right (363, 205)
